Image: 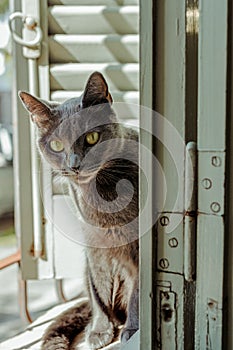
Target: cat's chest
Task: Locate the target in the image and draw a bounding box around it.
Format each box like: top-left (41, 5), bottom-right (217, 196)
top-left (86, 244), bottom-right (138, 276)
top-left (69, 181), bottom-right (137, 228)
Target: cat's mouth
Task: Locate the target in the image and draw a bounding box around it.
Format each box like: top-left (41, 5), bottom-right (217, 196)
top-left (61, 169), bottom-right (79, 177)
top-left (60, 168), bottom-right (99, 184)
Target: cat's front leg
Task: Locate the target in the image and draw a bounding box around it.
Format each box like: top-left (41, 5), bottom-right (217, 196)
top-left (121, 276), bottom-right (139, 345)
top-left (86, 311), bottom-right (114, 349)
top-left (85, 272), bottom-right (114, 349)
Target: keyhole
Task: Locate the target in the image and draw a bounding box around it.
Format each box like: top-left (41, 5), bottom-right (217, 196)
top-left (162, 303), bottom-right (173, 322)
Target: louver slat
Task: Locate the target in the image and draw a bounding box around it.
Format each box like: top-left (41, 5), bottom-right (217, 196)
top-left (51, 90), bottom-right (138, 103)
top-left (48, 1), bottom-right (139, 7)
top-left (49, 35), bottom-right (139, 63)
top-left (50, 63), bottom-right (139, 91)
top-left (48, 6), bottom-right (139, 35)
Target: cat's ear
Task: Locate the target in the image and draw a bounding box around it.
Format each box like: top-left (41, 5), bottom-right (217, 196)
top-left (82, 72), bottom-right (113, 108)
top-left (18, 91), bottom-right (54, 131)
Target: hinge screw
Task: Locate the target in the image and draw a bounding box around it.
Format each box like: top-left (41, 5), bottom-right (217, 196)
top-left (160, 216), bottom-right (169, 226)
top-left (201, 178), bottom-right (212, 190)
top-left (212, 156), bottom-right (221, 167)
top-left (159, 258), bottom-right (169, 269)
top-left (210, 202), bottom-right (221, 213)
top-left (168, 237), bottom-right (178, 248)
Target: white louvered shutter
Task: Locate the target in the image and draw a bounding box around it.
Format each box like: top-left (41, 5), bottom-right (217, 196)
top-left (48, 0), bottom-right (139, 122)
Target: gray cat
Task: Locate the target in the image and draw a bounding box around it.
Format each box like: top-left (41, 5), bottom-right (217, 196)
top-left (19, 72), bottom-right (139, 350)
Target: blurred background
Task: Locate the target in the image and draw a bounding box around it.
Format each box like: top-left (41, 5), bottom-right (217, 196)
top-left (0, 1), bottom-right (65, 341)
top-left (0, 0), bottom-right (17, 340)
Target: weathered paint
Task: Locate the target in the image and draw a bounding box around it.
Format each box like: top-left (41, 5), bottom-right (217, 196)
top-left (195, 0), bottom-right (228, 348)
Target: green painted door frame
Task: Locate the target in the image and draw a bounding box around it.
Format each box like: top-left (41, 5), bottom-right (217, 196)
top-left (141, 0), bottom-right (231, 349)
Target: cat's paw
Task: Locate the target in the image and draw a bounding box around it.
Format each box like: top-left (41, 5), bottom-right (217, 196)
top-left (86, 324), bottom-right (114, 349)
top-left (42, 335), bottom-right (69, 350)
top-left (121, 327), bottom-right (137, 344)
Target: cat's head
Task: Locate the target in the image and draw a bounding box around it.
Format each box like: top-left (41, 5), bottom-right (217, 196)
top-left (19, 72), bottom-right (123, 183)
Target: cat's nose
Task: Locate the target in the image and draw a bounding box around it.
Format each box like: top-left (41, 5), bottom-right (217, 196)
top-left (68, 154), bottom-right (81, 172)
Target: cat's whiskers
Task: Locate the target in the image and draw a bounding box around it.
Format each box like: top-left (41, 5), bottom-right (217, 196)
top-left (52, 170), bottom-right (70, 188)
top-left (97, 163), bottom-right (133, 182)
top-left (77, 160), bottom-right (130, 186)
top-left (77, 169), bottom-right (99, 185)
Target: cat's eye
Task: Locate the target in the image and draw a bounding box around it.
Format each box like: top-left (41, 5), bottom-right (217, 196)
top-left (49, 140), bottom-right (64, 152)
top-left (85, 131), bottom-right (99, 145)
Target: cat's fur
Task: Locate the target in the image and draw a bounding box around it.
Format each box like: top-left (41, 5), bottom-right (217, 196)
top-left (19, 72), bottom-right (139, 350)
